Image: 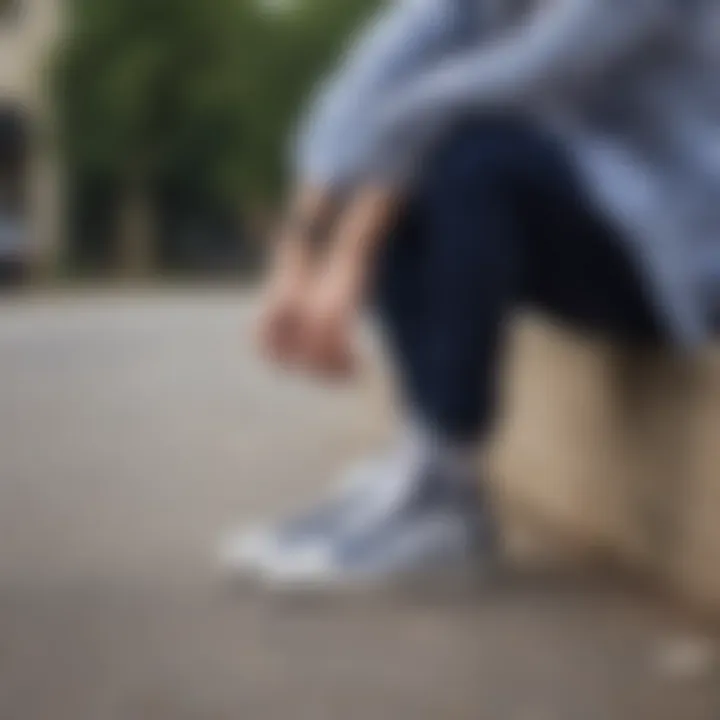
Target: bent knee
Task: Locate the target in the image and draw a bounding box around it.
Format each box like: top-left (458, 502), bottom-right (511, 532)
top-left (426, 116), bottom-right (549, 190)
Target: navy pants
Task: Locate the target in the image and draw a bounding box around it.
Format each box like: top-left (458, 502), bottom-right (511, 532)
top-left (373, 118), bottom-right (661, 443)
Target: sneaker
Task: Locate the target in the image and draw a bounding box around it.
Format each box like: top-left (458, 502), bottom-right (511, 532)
top-left (261, 461), bottom-right (498, 593)
top-left (219, 453), bottom-right (394, 575)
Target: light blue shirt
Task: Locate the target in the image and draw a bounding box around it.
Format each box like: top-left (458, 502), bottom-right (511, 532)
top-left (293, 0), bottom-right (477, 189)
top-left (293, 0), bottom-right (674, 190)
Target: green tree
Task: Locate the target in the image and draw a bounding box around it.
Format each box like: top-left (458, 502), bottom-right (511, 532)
top-left (54, 0), bottom-right (253, 273)
top-left (52, 0), bottom-right (378, 274)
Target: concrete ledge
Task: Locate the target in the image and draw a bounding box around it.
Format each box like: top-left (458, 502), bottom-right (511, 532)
top-left (491, 316), bottom-right (720, 615)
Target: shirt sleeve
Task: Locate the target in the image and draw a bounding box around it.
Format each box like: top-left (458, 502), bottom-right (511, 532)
top-left (365, 0), bottom-right (675, 187)
top-left (293, 0), bottom-right (471, 190)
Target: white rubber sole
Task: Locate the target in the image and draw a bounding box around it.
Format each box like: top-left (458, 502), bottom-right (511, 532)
top-left (259, 557), bottom-right (501, 604)
top-left (218, 526), bottom-right (280, 576)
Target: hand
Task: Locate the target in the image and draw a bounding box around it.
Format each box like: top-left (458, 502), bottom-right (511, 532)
top-left (297, 185), bottom-right (398, 379)
top-left (256, 185), bottom-right (336, 366)
top-left (256, 242), bottom-right (311, 366)
top-left (299, 254), bottom-right (365, 379)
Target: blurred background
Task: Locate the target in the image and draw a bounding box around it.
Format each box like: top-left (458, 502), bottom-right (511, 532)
top-left (0, 2), bottom-right (719, 719)
top-left (0, 0), bottom-right (378, 285)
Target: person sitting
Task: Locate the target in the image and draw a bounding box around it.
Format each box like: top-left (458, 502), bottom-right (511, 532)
top-left (221, 0), bottom-right (720, 590)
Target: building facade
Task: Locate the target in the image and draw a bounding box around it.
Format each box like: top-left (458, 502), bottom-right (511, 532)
top-left (0, 0), bottom-right (61, 279)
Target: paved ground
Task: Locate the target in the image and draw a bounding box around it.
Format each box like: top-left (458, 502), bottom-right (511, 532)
top-left (0, 288), bottom-right (718, 720)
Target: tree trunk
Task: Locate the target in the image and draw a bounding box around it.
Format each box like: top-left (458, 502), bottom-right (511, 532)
top-left (117, 179), bottom-right (155, 277)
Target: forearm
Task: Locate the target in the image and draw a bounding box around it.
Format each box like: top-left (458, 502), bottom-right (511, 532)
top-left (325, 185), bottom-right (401, 295)
top-left (273, 183), bottom-right (339, 274)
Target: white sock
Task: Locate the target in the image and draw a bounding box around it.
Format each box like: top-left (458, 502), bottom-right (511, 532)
top-left (401, 418), bottom-right (478, 481)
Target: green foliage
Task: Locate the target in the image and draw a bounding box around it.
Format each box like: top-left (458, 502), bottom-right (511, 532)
top-left (54, 0), bottom-right (252, 205)
top-left (52, 0), bottom-right (379, 270)
top-left (54, 0), bottom-right (378, 206)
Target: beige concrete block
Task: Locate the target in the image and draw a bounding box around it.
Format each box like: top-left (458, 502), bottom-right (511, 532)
top-left (492, 316), bottom-right (720, 614)
top-left (672, 347), bottom-right (720, 611)
top-left (490, 316), bottom-right (646, 566)
top-left (619, 352), bottom-right (697, 576)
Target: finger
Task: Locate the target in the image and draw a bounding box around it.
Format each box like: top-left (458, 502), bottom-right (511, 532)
top-left (302, 323), bottom-right (356, 380)
top-left (260, 313), bottom-right (301, 366)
